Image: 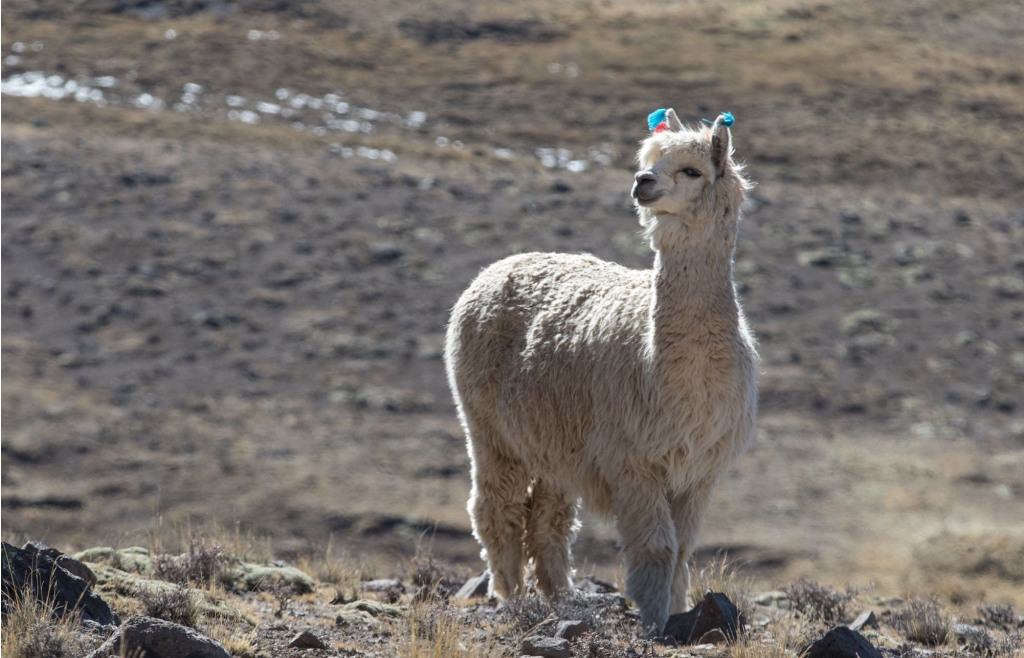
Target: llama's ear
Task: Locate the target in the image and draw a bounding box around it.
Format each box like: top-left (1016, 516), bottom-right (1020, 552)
top-left (665, 108), bottom-right (684, 132)
top-left (711, 123), bottom-right (731, 177)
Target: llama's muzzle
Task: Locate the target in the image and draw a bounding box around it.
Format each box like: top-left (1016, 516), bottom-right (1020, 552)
top-left (632, 171), bottom-right (661, 204)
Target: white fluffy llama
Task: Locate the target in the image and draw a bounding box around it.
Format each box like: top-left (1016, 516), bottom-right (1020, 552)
top-left (444, 108), bottom-right (757, 636)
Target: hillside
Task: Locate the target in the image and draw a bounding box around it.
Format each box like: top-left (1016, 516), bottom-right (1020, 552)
top-left (2, 1), bottom-right (1023, 647)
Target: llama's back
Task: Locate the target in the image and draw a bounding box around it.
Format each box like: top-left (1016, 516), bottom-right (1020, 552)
top-left (445, 252), bottom-right (651, 480)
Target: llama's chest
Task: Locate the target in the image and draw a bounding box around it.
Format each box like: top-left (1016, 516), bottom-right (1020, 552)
top-left (642, 336), bottom-right (758, 485)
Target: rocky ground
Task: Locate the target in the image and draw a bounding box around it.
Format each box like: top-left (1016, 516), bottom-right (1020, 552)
top-left (3, 538), bottom-right (1022, 657)
top-left (2, 0), bottom-right (1024, 653)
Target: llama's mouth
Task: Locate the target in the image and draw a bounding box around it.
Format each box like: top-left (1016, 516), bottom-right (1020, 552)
top-left (631, 185), bottom-right (663, 205)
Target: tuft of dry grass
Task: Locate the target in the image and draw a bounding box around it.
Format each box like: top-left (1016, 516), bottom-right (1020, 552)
top-left (691, 554), bottom-right (756, 624)
top-left (888, 596), bottom-right (951, 646)
top-left (0, 588), bottom-right (96, 658)
top-left (399, 601), bottom-right (505, 658)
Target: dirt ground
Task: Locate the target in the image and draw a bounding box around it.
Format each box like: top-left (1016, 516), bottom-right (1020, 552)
top-left (2, 0), bottom-right (1023, 608)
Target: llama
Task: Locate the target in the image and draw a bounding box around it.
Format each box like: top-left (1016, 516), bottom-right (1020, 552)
top-left (444, 108), bottom-right (757, 636)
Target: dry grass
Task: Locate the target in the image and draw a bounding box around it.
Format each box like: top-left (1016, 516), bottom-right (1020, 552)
top-left (889, 597), bottom-right (952, 647)
top-left (691, 554), bottom-right (756, 622)
top-left (0, 587), bottom-right (95, 658)
top-left (6, 527), bottom-right (1024, 657)
top-left (781, 578), bottom-right (858, 624)
top-left (399, 602), bottom-right (506, 658)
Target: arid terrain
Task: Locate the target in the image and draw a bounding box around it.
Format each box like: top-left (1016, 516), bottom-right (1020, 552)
top-left (2, 0), bottom-right (1023, 649)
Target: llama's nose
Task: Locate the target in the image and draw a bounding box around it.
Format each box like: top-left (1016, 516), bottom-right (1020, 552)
top-left (631, 171), bottom-right (657, 200)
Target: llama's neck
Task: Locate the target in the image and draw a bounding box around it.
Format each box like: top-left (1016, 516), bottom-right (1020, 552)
top-left (646, 213), bottom-right (740, 358)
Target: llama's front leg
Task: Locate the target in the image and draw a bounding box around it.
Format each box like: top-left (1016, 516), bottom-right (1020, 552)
top-left (524, 478), bottom-right (580, 598)
top-left (615, 484), bottom-right (677, 637)
top-left (668, 483), bottom-right (716, 614)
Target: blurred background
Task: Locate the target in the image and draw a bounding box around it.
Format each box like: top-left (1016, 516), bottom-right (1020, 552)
top-left (2, 0), bottom-right (1022, 606)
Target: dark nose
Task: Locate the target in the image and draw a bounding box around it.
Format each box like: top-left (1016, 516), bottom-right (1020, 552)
top-left (631, 171), bottom-right (657, 200)
top-left (634, 171), bottom-right (656, 186)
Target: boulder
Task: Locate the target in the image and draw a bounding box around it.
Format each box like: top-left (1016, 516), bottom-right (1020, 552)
top-left (662, 590), bottom-right (742, 644)
top-left (23, 541), bottom-right (97, 587)
top-left (87, 615), bottom-right (231, 658)
top-left (803, 626), bottom-right (881, 658)
top-left (2, 541), bottom-right (119, 629)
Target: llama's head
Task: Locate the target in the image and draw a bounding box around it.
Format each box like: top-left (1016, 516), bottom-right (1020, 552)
top-left (632, 109), bottom-right (750, 239)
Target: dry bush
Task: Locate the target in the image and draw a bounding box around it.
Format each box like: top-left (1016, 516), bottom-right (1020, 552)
top-left (1, 589), bottom-right (96, 658)
top-left (137, 582), bottom-right (200, 627)
top-left (992, 632), bottom-right (1023, 656)
top-left (889, 597), bottom-right (951, 646)
top-left (151, 537), bottom-right (226, 586)
top-left (978, 604), bottom-right (1018, 630)
top-left (498, 594), bottom-right (556, 634)
top-left (781, 578), bottom-right (857, 623)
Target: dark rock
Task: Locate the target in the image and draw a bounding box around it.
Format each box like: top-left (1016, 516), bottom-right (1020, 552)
top-left (663, 590), bottom-right (742, 644)
top-left (555, 619), bottom-right (593, 642)
top-left (2, 541), bottom-right (119, 628)
top-left (849, 610), bottom-right (878, 631)
top-left (87, 615), bottom-right (231, 658)
top-left (288, 629), bottom-right (328, 649)
top-left (56, 555), bottom-right (98, 588)
top-left (803, 626), bottom-right (881, 658)
top-left (455, 571), bottom-right (490, 599)
top-left (370, 243), bottom-right (403, 262)
top-left (23, 542), bottom-right (100, 588)
top-left (521, 635), bottom-right (571, 658)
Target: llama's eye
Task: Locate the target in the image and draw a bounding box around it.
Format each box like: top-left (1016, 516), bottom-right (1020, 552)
top-left (680, 167), bottom-right (702, 178)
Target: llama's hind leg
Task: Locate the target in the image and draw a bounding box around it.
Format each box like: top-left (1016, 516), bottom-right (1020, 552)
top-left (615, 483), bottom-right (677, 637)
top-left (466, 423), bottom-right (532, 599)
top-left (524, 478), bottom-right (579, 599)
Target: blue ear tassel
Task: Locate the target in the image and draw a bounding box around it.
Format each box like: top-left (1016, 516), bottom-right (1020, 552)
top-left (647, 108), bottom-right (668, 131)
top-left (702, 111), bottom-right (735, 127)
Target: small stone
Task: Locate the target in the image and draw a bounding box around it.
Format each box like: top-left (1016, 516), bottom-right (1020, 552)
top-left (849, 610), bottom-right (878, 631)
top-left (575, 576), bottom-right (618, 594)
top-left (360, 578), bottom-right (405, 593)
top-left (555, 619), bottom-right (593, 642)
top-left (370, 243), bottom-right (403, 262)
top-left (288, 630), bottom-right (328, 650)
top-left (454, 572), bottom-right (490, 599)
top-left (520, 636), bottom-right (570, 658)
top-left (803, 626), bottom-right (881, 658)
top-left (754, 591), bottom-right (792, 608)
